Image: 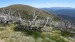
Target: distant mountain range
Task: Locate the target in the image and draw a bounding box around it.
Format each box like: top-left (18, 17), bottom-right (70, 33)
top-left (40, 7), bottom-right (75, 22)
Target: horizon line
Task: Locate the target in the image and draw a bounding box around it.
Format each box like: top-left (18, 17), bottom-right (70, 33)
top-left (0, 4), bottom-right (75, 8)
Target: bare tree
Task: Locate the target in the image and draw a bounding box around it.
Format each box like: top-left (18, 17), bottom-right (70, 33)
top-left (32, 11), bottom-right (38, 25)
top-left (43, 17), bottom-right (49, 27)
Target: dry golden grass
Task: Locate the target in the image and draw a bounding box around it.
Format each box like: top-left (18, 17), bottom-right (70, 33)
top-left (0, 24), bottom-right (74, 42)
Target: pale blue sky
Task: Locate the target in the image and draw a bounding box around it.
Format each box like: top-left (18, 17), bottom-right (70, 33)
top-left (0, 0), bottom-right (75, 8)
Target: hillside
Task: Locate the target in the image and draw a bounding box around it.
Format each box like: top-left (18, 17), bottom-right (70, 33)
top-left (0, 5), bottom-right (75, 42)
top-left (0, 4), bottom-right (60, 21)
top-left (57, 15), bottom-right (75, 22)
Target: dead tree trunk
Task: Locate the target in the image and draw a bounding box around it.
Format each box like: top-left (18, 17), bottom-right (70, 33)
top-left (42, 17), bottom-right (50, 28)
top-left (32, 11), bottom-right (38, 25)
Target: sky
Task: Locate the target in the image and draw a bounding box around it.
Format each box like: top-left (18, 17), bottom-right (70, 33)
top-left (0, 0), bottom-right (75, 8)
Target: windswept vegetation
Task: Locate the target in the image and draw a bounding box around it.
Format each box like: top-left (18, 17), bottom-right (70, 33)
top-left (0, 4), bottom-right (75, 42)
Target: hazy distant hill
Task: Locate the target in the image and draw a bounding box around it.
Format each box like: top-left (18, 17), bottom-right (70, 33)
top-left (40, 7), bottom-right (75, 17)
top-left (58, 15), bottom-right (75, 22)
top-left (40, 7), bottom-right (75, 22)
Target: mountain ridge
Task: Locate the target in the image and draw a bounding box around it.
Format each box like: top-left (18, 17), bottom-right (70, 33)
top-left (40, 7), bottom-right (75, 17)
top-left (40, 7), bottom-right (75, 23)
top-left (0, 4), bottom-right (60, 21)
